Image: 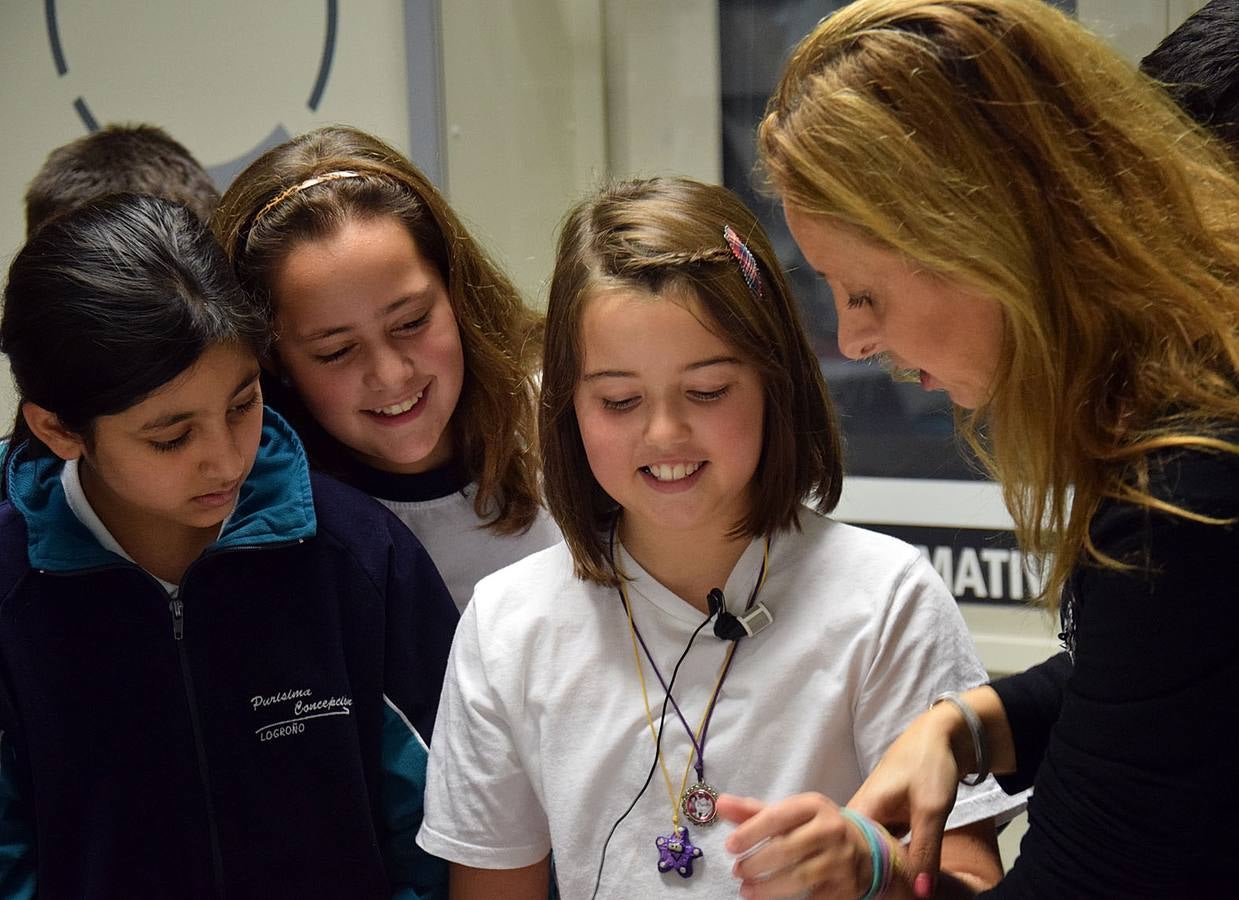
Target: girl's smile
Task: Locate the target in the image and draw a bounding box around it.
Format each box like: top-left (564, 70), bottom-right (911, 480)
top-left (365, 388), bottom-right (427, 419)
top-left (573, 287), bottom-right (765, 546)
top-left (272, 216), bottom-right (465, 474)
top-left (362, 383), bottom-right (432, 428)
top-left (641, 460), bottom-right (706, 489)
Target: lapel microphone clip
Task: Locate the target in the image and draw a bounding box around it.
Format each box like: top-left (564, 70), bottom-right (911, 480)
top-left (706, 587), bottom-right (774, 641)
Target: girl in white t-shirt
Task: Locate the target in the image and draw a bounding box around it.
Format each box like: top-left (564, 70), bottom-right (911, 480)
top-left (418, 177), bottom-right (1022, 898)
top-left (213, 126), bottom-right (559, 612)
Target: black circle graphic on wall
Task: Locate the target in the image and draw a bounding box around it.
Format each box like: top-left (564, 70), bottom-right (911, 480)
top-left (43, 0), bottom-right (339, 188)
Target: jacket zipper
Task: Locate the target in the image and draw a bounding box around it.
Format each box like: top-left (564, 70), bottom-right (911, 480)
top-left (167, 540), bottom-right (301, 900)
top-left (168, 592), bottom-right (224, 899)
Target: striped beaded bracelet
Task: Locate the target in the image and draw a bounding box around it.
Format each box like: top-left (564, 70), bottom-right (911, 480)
top-left (840, 808), bottom-right (894, 900)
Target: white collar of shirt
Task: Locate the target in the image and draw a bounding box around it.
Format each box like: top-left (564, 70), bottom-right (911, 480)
top-left (59, 458), bottom-right (181, 596)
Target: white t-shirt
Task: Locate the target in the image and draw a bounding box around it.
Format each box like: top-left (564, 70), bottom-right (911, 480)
top-left (377, 485), bottom-right (561, 614)
top-left (418, 510), bottom-right (1024, 898)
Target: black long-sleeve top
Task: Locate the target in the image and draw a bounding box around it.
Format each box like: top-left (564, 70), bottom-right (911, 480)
top-left (981, 441), bottom-right (1239, 898)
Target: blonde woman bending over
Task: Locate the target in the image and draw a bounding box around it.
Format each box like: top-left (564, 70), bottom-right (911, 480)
top-left (757, 1), bottom-right (1239, 896)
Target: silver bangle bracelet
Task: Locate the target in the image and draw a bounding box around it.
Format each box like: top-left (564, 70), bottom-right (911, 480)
top-left (930, 691), bottom-right (990, 786)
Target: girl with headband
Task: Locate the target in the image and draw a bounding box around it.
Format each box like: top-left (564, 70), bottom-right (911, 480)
top-left (417, 177), bottom-right (1024, 898)
top-left (213, 126), bottom-right (559, 613)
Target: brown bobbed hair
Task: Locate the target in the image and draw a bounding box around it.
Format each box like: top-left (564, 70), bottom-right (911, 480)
top-left (759, 0), bottom-right (1239, 607)
top-left (540, 176), bottom-right (843, 586)
top-left (212, 125), bottom-right (544, 534)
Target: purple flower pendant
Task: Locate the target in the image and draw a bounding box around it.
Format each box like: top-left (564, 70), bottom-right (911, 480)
top-left (655, 826), bottom-right (703, 878)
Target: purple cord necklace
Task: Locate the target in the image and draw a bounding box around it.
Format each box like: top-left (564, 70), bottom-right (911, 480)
top-left (617, 536), bottom-right (770, 878)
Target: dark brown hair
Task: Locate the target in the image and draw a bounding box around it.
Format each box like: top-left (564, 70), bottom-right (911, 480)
top-left (25, 124), bottom-right (219, 237)
top-left (540, 177), bottom-right (843, 585)
top-left (1141, 0), bottom-right (1239, 151)
top-left (2, 194), bottom-right (267, 487)
top-left (212, 125), bottom-right (544, 534)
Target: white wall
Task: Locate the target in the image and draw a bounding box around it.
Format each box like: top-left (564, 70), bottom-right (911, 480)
top-left (603, 0), bottom-right (721, 184)
top-left (1077, 0), bottom-right (1206, 63)
top-left (437, 0), bottom-right (721, 309)
top-left (438, 0), bottom-right (608, 308)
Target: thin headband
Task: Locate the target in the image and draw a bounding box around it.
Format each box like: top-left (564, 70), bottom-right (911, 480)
top-left (250, 170), bottom-right (364, 228)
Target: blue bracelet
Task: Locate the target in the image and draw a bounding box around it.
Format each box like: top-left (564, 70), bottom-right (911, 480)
top-left (840, 808), bottom-right (883, 900)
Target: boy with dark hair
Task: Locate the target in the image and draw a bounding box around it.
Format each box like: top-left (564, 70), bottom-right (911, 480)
top-left (24, 124), bottom-right (219, 236)
top-left (1141, 0), bottom-right (1239, 149)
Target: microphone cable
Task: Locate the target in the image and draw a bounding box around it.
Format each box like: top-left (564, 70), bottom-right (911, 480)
top-left (588, 609), bottom-right (715, 900)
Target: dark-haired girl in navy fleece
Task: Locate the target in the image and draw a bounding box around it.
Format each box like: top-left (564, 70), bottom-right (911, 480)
top-left (0, 193), bottom-right (456, 899)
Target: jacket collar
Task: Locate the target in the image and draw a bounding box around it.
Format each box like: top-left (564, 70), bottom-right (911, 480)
top-left (6, 407), bottom-right (317, 573)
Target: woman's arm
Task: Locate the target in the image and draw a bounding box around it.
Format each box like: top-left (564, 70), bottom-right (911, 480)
top-left (935, 818), bottom-right (1003, 898)
top-left (941, 685), bottom-right (1017, 777)
top-left (987, 652), bottom-right (1072, 792)
top-left (450, 857), bottom-right (551, 900)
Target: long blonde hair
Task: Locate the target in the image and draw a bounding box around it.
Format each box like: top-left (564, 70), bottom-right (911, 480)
top-left (759, 0), bottom-right (1239, 607)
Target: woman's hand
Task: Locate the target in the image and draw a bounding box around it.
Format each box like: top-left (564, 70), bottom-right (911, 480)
top-left (717, 792), bottom-right (882, 899)
top-left (845, 705), bottom-right (963, 897)
top-left (848, 685), bottom-right (1012, 898)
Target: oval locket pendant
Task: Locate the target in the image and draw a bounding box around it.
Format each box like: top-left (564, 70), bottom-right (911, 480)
top-left (681, 782), bottom-right (719, 826)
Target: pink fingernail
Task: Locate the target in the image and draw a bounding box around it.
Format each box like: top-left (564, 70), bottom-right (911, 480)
top-left (915, 872), bottom-right (933, 898)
